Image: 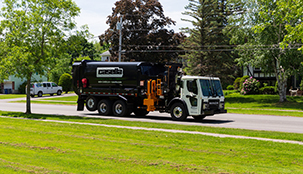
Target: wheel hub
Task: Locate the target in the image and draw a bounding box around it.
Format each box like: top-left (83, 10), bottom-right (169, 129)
top-left (115, 103), bottom-right (123, 115)
top-left (173, 107), bottom-right (183, 118)
top-left (87, 99), bottom-right (95, 108)
top-left (99, 103), bottom-right (107, 113)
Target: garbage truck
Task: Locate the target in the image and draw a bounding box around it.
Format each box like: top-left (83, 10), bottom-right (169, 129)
top-left (72, 60), bottom-right (226, 121)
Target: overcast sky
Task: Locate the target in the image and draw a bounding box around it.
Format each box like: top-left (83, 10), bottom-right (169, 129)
top-left (73, 0), bottom-right (192, 40)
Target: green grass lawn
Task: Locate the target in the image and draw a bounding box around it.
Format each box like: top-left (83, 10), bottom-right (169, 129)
top-left (0, 94), bottom-right (26, 99)
top-left (1, 111), bottom-right (302, 142)
top-left (225, 91), bottom-right (303, 117)
top-left (0, 115), bottom-right (302, 173)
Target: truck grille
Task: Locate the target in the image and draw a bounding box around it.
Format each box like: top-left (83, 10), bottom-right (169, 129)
top-left (208, 99), bottom-right (219, 110)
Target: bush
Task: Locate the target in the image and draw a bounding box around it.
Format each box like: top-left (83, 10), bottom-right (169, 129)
top-left (300, 79), bottom-right (303, 90)
top-left (233, 77), bottom-right (241, 90)
top-left (58, 73), bottom-right (72, 93)
top-left (239, 75), bottom-right (249, 89)
top-left (226, 85), bottom-right (234, 90)
top-left (18, 81), bottom-right (27, 94)
top-left (240, 77), bottom-right (260, 95)
top-left (259, 86), bottom-right (277, 95)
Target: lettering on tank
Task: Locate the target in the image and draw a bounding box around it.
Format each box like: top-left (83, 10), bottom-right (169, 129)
top-left (96, 67), bottom-right (123, 77)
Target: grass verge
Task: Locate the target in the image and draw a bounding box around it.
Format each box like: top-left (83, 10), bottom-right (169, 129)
top-left (0, 94), bottom-right (26, 99)
top-left (225, 91), bottom-right (303, 117)
top-left (1, 111), bottom-right (302, 142)
top-left (0, 115), bottom-right (302, 173)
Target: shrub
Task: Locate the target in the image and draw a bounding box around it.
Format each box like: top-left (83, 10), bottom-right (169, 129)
top-left (240, 75), bottom-right (249, 87)
top-left (300, 79), bottom-right (303, 90)
top-left (226, 85), bottom-right (234, 90)
top-left (18, 81), bottom-right (27, 94)
top-left (240, 77), bottom-right (260, 95)
top-left (233, 77), bottom-right (241, 90)
top-left (259, 86), bottom-right (277, 95)
top-left (58, 73), bottom-right (72, 93)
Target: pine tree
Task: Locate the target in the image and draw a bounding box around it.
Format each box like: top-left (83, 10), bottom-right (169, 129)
top-left (181, 0), bottom-right (237, 84)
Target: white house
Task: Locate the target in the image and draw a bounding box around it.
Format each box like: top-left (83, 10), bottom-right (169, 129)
top-left (1, 73), bottom-right (47, 94)
top-left (100, 51), bottom-right (111, 62)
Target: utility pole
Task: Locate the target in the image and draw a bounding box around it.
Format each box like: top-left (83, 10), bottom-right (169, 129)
top-left (117, 16), bottom-right (123, 62)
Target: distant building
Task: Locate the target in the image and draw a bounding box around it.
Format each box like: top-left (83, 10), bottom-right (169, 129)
top-left (243, 65), bottom-right (302, 89)
top-left (1, 74), bottom-right (47, 94)
top-left (100, 51), bottom-right (111, 62)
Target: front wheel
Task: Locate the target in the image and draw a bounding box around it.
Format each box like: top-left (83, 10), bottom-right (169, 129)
top-left (170, 103), bottom-right (188, 121)
top-left (97, 99), bottom-right (112, 116)
top-left (57, 90), bottom-right (62, 95)
top-left (112, 100), bottom-right (130, 117)
top-left (38, 91), bottom-right (43, 97)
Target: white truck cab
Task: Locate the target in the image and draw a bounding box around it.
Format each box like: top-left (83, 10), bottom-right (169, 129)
top-left (170, 76), bottom-right (226, 121)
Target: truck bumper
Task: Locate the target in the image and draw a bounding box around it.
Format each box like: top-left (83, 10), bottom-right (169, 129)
top-left (216, 109), bottom-right (227, 114)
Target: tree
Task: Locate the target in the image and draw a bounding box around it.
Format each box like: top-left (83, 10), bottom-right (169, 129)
top-left (181, 0), bottom-right (238, 85)
top-left (66, 26), bottom-right (100, 63)
top-left (227, 0), bottom-right (303, 102)
top-left (58, 73), bottom-right (72, 93)
top-left (48, 54), bottom-right (72, 84)
top-left (99, 0), bottom-right (185, 63)
top-left (0, 0), bottom-right (80, 114)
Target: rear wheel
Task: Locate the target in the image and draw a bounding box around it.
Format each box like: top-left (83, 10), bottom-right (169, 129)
top-left (170, 103), bottom-right (188, 121)
top-left (97, 99), bottom-right (112, 116)
top-left (112, 100), bottom-right (130, 116)
top-left (86, 96), bottom-right (97, 111)
top-left (38, 91), bottom-right (43, 97)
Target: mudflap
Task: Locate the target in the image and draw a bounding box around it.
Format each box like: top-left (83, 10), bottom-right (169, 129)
top-left (77, 98), bottom-right (85, 111)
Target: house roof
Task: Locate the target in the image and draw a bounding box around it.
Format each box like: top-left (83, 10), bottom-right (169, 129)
top-left (101, 51), bottom-right (110, 57)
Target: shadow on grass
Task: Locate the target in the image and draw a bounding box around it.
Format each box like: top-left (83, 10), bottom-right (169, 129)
top-left (0, 111), bottom-right (233, 125)
top-left (84, 113), bottom-right (234, 125)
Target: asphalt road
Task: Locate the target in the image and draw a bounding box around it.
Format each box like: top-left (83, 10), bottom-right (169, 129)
top-left (1, 95), bottom-right (303, 134)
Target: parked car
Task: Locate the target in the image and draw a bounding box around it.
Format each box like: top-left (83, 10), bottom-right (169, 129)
top-left (28, 82), bottom-right (63, 97)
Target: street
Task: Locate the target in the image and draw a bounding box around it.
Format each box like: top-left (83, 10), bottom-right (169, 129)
top-left (1, 95), bottom-right (303, 134)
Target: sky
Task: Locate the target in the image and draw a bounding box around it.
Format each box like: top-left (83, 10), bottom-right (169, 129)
top-left (0, 0), bottom-right (192, 40)
top-left (73, 0), bottom-right (192, 40)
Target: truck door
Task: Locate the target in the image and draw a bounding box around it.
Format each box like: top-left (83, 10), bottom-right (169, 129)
top-left (182, 79), bottom-right (200, 116)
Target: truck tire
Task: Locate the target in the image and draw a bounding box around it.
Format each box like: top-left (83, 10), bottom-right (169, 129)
top-left (97, 99), bottom-right (112, 116)
top-left (134, 109), bottom-right (149, 117)
top-left (86, 96), bottom-right (97, 111)
top-left (38, 91), bottom-right (43, 97)
top-left (112, 100), bottom-right (130, 117)
top-left (170, 103), bottom-right (188, 121)
top-left (192, 116), bottom-right (206, 121)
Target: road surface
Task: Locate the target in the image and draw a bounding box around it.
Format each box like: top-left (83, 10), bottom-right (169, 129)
top-left (1, 95), bottom-right (303, 134)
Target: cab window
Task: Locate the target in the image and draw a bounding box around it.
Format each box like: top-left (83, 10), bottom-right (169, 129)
top-left (186, 80), bottom-right (198, 94)
top-left (52, 83), bottom-right (58, 87)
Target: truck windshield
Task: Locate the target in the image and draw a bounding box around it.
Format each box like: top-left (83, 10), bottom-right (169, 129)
top-left (199, 79), bottom-right (224, 97)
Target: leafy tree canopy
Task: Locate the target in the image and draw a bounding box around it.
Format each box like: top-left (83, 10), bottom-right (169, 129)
top-left (0, 0), bottom-right (80, 113)
top-left (227, 0), bottom-right (303, 102)
top-left (99, 0), bottom-right (185, 63)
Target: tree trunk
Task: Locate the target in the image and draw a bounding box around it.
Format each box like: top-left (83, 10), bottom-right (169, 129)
top-left (277, 77), bottom-right (287, 102)
top-left (25, 77), bottom-right (32, 114)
